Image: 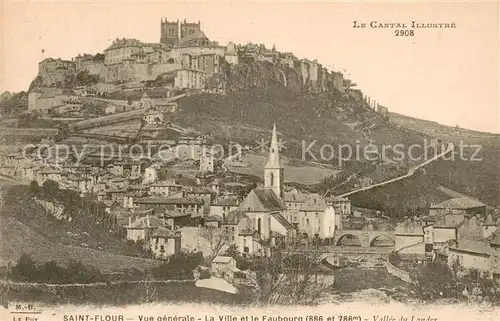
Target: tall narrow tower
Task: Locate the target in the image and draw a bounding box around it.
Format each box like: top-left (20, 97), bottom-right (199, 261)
top-left (264, 124), bottom-right (284, 199)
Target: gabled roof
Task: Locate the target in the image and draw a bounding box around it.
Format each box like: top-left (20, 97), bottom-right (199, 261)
top-left (430, 197), bottom-right (486, 210)
top-left (204, 215), bottom-right (223, 222)
top-left (163, 210), bottom-right (191, 218)
top-left (238, 188), bottom-right (286, 212)
top-left (105, 38), bottom-right (143, 51)
top-left (211, 197), bottom-right (239, 206)
top-left (212, 256), bottom-right (234, 264)
top-left (178, 30), bottom-right (209, 46)
top-left (272, 213), bottom-right (295, 230)
top-left (449, 240), bottom-right (492, 256)
top-left (150, 181), bottom-right (181, 188)
top-left (135, 196), bottom-right (203, 205)
top-left (127, 216), bottom-right (164, 229)
top-left (224, 210), bottom-right (248, 225)
top-left (151, 226), bottom-right (178, 238)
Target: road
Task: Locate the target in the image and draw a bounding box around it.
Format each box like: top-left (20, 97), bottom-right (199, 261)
top-left (287, 246), bottom-right (392, 256)
top-left (337, 142), bottom-right (455, 198)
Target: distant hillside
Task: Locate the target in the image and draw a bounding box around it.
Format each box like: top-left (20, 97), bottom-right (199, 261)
top-left (389, 112), bottom-right (499, 140)
top-left (390, 112), bottom-right (500, 207)
top-left (171, 60), bottom-right (499, 215)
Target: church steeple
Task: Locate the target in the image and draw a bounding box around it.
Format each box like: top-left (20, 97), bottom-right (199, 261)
top-left (264, 123), bottom-right (284, 199)
top-left (266, 123), bottom-right (280, 169)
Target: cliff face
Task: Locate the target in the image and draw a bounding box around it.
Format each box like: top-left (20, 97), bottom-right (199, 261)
top-left (223, 60), bottom-right (340, 95)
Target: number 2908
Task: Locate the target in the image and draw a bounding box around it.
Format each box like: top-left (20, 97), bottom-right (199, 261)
top-left (395, 29), bottom-right (414, 36)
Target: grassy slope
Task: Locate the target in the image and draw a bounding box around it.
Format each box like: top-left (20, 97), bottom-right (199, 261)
top-left (0, 216), bottom-right (158, 272)
top-left (0, 185), bottom-right (158, 272)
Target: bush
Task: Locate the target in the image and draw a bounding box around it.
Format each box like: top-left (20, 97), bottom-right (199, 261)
top-left (199, 269), bottom-right (211, 279)
top-left (151, 252), bottom-right (204, 280)
top-left (9, 254), bottom-right (106, 284)
top-left (388, 252), bottom-right (401, 266)
top-left (410, 261), bottom-right (456, 300)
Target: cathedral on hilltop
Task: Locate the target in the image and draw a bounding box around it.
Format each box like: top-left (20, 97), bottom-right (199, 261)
top-left (160, 18), bottom-right (203, 46)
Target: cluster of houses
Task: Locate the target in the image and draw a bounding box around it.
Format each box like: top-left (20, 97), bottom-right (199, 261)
top-left (0, 124), bottom-right (350, 263)
top-left (394, 197), bottom-right (500, 280)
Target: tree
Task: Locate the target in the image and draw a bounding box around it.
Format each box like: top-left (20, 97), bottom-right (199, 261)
top-left (198, 227), bottom-right (230, 263)
top-left (251, 237), bottom-right (334, 305)
top-left (11, 254), bottom-right (37, 282)
top-left (74, 70), bottom-right (100, 87)
top-left (410, 261), bottom-right (456, 300)
top-left (42, 179), bottom-right (59, 199)
top-left (29, 181), bottom-right (40, 196)
top-left (151, 252), bottom-right (204, 280)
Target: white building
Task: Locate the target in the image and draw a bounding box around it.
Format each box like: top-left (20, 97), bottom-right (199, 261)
top-left (143, 164), bottom-right (159, 184)
top-left (143, 110), bottom-right (164, 125)
top-left (149, 227), bottom-right (181, 259)
top-left (199, 151), bottom-right (214, 172)
top-left (124, 215), bottom-right (165, 242)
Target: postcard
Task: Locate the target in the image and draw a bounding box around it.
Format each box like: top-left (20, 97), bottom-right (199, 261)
top-left (0, 1), bottom-right (499, 321)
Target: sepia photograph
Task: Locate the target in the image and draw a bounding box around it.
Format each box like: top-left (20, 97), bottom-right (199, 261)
top-left (0, 1), bottom-right (499, 320)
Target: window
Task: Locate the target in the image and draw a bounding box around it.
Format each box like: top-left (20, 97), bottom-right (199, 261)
top-left (270, 172), bottom-right (274, 187)
top-left (306, 218), bottom-right (310, 225)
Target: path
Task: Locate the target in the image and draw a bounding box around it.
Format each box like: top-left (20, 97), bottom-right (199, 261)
top-left (337, 142), bottom-right (455, 198)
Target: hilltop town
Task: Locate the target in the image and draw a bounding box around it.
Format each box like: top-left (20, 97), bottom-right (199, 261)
top-left (0, 18), bottom-right (499, 304)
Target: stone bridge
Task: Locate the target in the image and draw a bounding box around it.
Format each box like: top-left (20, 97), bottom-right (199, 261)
top-left (334, 229), bottom-right (395, 248)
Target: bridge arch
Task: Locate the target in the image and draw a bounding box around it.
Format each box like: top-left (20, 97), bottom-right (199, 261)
top-left (369, 233), bottom-right (395, 247)
top-left (335, 233), bottom-right (362, 247)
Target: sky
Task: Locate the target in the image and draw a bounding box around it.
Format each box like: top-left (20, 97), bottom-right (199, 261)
top-left (1, 1), bottom-right (499, 133)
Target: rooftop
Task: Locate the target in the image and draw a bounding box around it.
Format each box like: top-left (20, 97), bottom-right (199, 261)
top-left (430, 197), bottom-right (486, 210)
top-left (135, 196), bottom-right (203, 205)
top-left (151, 226), bottom-right (179, 238)
top-left (212, 256), bottom-right (234, 264)
top-left (238, 188), bottom-right (287, 212)
top-left (449, 240), bottom-right (491, 256)
top-left (127, 216), bottom-right (165, 229)
top-left (105, 38), bottom-right (144, 51)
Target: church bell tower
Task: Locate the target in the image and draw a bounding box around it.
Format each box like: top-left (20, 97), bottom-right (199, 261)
top-left (264, 124), bottom-right (284, 199)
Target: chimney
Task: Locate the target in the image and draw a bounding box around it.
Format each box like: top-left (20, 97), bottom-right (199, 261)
top-left (147, 215), bottom-right (150, 227)
top-left (128, 216), bottom-right (132, 226)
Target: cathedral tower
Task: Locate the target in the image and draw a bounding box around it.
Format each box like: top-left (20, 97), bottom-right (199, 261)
top-left (264, 124), bottom-right (284, 199)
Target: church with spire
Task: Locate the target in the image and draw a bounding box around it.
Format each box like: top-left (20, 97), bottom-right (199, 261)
top-left (264, 123), bottom-right (284, 199)
top-left (221, 124), bottom-right (339, 257)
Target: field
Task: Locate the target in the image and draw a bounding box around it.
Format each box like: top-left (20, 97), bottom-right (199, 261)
top-left (228, 153), bottom-right (339, 185)
top-left (84, 120), bottom-right (142, 137)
